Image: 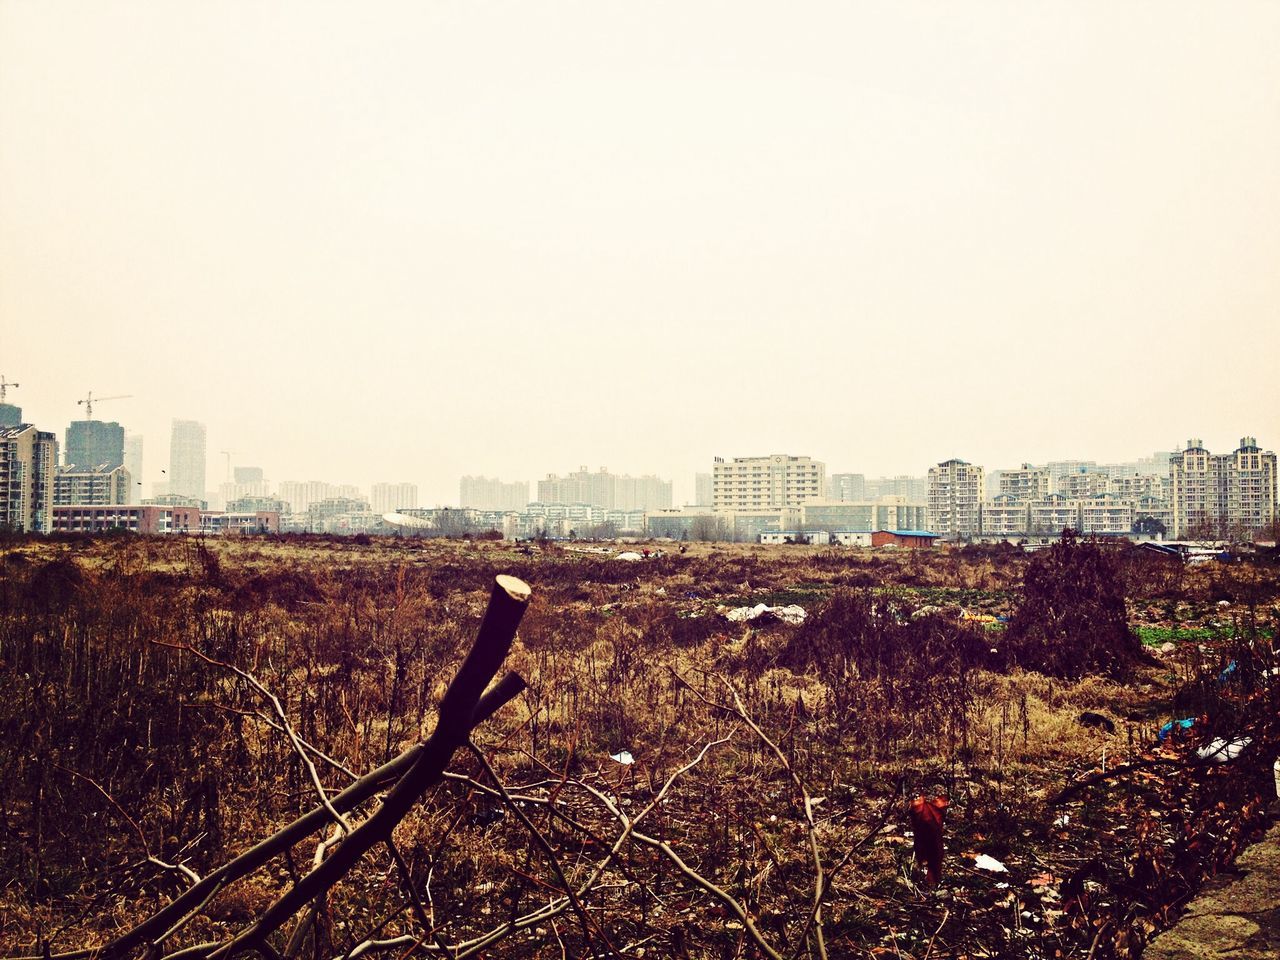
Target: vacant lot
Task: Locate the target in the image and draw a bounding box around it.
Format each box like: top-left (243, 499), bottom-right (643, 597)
top-left (1, 535), bottom-right (1277, 959)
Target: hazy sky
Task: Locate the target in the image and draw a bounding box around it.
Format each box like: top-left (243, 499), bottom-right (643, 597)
top-left (3, 1), bottom-right (1278, 504)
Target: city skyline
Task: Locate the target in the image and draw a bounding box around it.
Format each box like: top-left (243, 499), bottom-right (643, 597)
top-left (0, 381), bottom-right (1272, 510)
top-left (4, 3), bottom-right (1278, 508)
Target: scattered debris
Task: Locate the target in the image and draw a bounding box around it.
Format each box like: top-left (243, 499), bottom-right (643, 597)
top-left (1196, 737), bottom-right (1251, 763)
top-left (614, 552), bottom-right (644, 562)
top-left (1157, 717), bottom-right (1196, 742)
top-left (609, 750), bottom-right (635, 765)
top-left (722, 603), bottom-right (807, 625)
top-left (973, 854), bottom-right (1009, 873)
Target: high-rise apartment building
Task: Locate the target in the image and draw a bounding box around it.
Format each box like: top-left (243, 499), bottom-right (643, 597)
top-left (1, 425), bottom-right (58, 532)
top-left (694, 472), bottom-right (713, 506)
top-left (537, 468), bottom-right (672, 511)
top-left (124, 434), bottom-right (143, 490)
top-left (1056, 470), bottom-right (1110, 500)
top-left (996, 465), bottom-right (1050, 501)
top-left (0, 403), bottom-right (21, 428)
top-left (55, 465), bottom-right (131, 506)
top-left (712, 455), bottom-right (826, 511)
top-left (926, 458), bottom-right (984, 538)
top-left (1170, 437), bottom-right (1277, 538)
top-left (827, 473), bottom-right (867, 501)
top-left (372, 482), bottom-right (419, 515)
top-left (65, 420), bottom-right (125, 470)
top-left (168, 420), bottom-right (207, 501)
top-left (458, 476), bottom-right (530, 512)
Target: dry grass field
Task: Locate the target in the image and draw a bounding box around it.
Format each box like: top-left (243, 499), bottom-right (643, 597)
top-left (1, 533), bottom-right (1278, 959)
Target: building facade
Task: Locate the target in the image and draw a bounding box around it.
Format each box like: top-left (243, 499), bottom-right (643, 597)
top-left (459, 475), bottom-right (530, 512)
top-left (996, 465), bottom-right (1051, 501)
top-left (537, 467), bottom-right (672, 511)
top-left (168, 419), bottom-right (207, 501)
top-left (801, 498), bottom-right (928, 533)
top-left (926, 459), bottom-right (984, 538)
top-left (371, 482), bottom-right (419, 515)
top-left (65, 419), bottom-right (125, 470)
top-left (827, 473), bottom-right (867, 502)
top-left (0, 425), bottom-right (58, 532)
top-left (55, 465), bottom-right (131, 506)
top-left (712, 455), bottom-right (825, 511)
top-left (1170, 437), bottom-right (1277, 538)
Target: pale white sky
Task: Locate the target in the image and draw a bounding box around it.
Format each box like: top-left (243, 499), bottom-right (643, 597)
top-left (3, 1), bottom-right (1277, 504)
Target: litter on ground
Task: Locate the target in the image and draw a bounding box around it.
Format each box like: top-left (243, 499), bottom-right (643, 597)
top-left (1196, 737), bottom-right (1251, 762)
top-left (722, 603), bottom-right (807, 625)
top-left (973, 854), bottom-right (1009, 873)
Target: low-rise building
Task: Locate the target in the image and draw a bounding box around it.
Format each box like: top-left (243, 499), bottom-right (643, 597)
top-left (53, 504), bottom-right (172, 535)
top-left (871, 530), bottom-right (940, 549)
top-left (802, 497), bottom-right (928, 533)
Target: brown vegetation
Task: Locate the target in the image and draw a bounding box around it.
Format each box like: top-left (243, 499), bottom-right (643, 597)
top-left (0, 535), bottom-right (1277, 959)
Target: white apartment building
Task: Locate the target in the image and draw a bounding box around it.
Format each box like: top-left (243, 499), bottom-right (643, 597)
top-left (55, 465), bottom-right (132, 506)
top-left (1055, 470), bottom-right (1110, 499)
top-left (1110, 473), bottom-right (1167, 501)
top-left (1170, 437), bottom-right (1277, 537)
top-left (996, 465), bottom-right (1050, 501)
top-left (926, 459), bottom-right (984, 538)
top-left (1079, 493), bottom-right (1135, 536)
top-left (980, 495), bottom-right (1030, 537)
top-left (712, 455), bottom-right (825, 511)
top-left (1029, 495), bottom-right (1079, 535)
top-left (372, 482), bottom-right (419, 515)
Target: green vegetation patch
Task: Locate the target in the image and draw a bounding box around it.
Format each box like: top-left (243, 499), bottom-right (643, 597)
top-left (1135, 624), bottom-right (1275, 647)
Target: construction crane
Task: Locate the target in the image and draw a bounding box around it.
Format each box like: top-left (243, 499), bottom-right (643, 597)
top-left (0, 376), bottom-right (17, 403)
top-left (77, 391), bottom-right (133, 419)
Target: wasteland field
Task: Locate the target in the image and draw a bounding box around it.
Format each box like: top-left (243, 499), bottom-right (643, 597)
top-left (1, 534), bottom-right (1278, 960)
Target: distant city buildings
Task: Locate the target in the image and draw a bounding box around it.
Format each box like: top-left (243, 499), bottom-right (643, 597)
top-left (537, 467), bottom-right (671, 511)
top-left (865, 475), bottom-right (928, 502)
top-left (65, 419), bottom-right (124, 470)
top-left (459, 475), bottom-right (529, 512)
top-left (927, 459), bottom-right (984, 538)
top-left (305, 496), bottom-right (373, 533)
top-left (168, 419), bottom-right (207, 501)
top-left (0, 424), bottom-right (58, 533)
top-left (372, 482), bottom-right (419, 515)
top-left (124, 434), bottom-right (143, 489)
top-left (218, 466), bottom-right (271, 509)
top-left (693, 472), bottom-right (713, 506)
top-left (712, 455), bottom-right (825, 511)
top-left (827, 473), bottom-right (866, 501)
top-left (277, 480), bottom-right (362, 514)
top-left (0, 402), bottom-right (23, 428)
